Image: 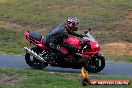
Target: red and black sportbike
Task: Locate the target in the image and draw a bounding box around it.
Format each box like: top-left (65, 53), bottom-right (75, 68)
top-left (24, 29), bottom-right (105, 73)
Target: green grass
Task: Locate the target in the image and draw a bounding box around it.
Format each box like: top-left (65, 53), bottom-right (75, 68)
top-left (0, 27), bottom-right (26, 54)
top-left (0, 68), bottom-right (132, 88)
top-left (94, 31), bottom-right (132, 43)
top-left (104, 54), bottom-right (132, 62)
top-left (0, 0), bottom-right (132, 42)
top-left (88, 0), bottom-right (132, 9)
top-left (0, 0), bottom-right (132, 29)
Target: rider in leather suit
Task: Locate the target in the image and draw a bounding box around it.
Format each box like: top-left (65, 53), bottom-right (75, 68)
top-left (45, 16), bottom-right (84, 55)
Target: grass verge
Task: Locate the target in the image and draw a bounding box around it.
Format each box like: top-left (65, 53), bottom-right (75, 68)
top-left (0, 68), bottom-right (131, 88)
top-left (0, 27), bottom-right (26, 54)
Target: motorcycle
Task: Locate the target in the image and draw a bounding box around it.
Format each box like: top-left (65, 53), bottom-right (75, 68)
top-left (24, 29), bottom-right (105, 73)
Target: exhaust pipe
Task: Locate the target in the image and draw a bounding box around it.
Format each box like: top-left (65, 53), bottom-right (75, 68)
top-left (24, 47), bottom-right (46, 62)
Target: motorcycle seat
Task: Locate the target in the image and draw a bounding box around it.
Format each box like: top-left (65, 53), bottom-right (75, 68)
top-left (29, 32), bottom-right (42, 41)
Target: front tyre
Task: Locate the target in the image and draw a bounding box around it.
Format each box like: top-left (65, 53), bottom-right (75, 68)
top-left (85, 53), bottom-right (105, 73)
top-left (25, 47), bottom-right (48, 69)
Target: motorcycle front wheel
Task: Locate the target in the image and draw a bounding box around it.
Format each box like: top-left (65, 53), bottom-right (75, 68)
top-left (85, 53), bottom-right (105, 73)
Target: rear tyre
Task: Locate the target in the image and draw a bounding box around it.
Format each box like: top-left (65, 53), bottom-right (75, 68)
top-left (85, 53), bottom-right (105, 73)
top-left (25, 47), bottom-right (48, 69)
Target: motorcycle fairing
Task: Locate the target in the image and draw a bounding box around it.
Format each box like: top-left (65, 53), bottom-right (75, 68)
top-left (63, 35), bottom-right (80, 47)
top-left (24, 32), bottom-right (47, 49)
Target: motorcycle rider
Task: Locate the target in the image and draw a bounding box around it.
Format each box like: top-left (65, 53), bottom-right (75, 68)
top-left (45, 16), bottom-right (84, 56)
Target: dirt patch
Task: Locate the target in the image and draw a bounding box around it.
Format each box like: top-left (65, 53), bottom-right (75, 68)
top-left (0, 21), bottom-right (25, 30)
top-left (0, 73), bottom-right (27, 86)
top-left (101, 42), bottom-right (132, 55)
top-left (0, 21), bottom-right (50, 34)
top-left (123, 9), bottom-right (132, 24)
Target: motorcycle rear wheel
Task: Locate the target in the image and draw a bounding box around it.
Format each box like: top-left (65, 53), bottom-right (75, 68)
top-left (25, 46), bottom-right (48, 69)
top-left (85, 53), bottom-right (105, 73)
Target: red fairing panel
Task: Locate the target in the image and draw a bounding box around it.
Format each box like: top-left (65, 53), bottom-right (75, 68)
top-left (90, 41), bottom-right (99, 49)
top-left (24, 32), bottom-right (30, 38)
top-left (64, 36), bottom-right (80, 47)
top-left (39, 37), bottom-right (48, 49)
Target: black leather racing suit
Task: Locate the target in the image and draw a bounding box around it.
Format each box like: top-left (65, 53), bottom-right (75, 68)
top-left (45, 23), bottom-right (84, 54)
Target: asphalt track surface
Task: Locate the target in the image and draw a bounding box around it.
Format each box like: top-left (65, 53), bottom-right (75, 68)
top-left (0, 54), bottom-right (132, 77)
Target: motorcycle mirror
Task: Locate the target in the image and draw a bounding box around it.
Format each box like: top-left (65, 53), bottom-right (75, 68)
top-left (84, 29), bottom-right (92, 34)
top-left (84, 30), bottom-right (88, 34)
top-left (88, 28), bottom-right (92, 32)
